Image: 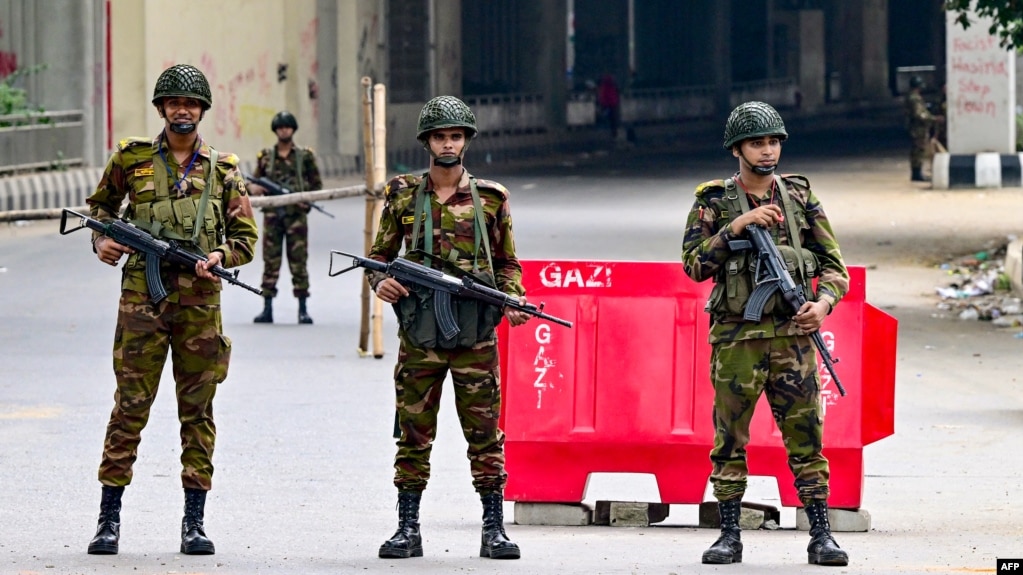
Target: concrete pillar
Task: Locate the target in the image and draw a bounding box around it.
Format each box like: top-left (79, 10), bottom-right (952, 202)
top-left (536, 0), bottom-right (567, 130)
top-left (799, 10), bottom-right (826, 112)
top-left (712, 1), bottom-right (732, 114)
top-left (833, 0), bottom-right (889, 101)
top-left (431, 0), bottom-right (462, 96)
top-left (330, 0), bottom-right (385, 158)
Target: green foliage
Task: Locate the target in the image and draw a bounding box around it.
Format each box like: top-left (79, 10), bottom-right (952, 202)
top-left (0, 64), bottom-right (48, 125)
top-left (945, 0), bottom-right (1023, 49)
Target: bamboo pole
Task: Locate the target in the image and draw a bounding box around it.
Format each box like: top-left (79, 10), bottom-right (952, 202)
top-left (0, 184), bottom-right (375, 223)
top-left (370, 83), bottom-right (388, 359)
top-left (358, 76), bottom-right (375, 357)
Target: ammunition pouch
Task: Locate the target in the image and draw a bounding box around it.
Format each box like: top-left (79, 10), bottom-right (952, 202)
top-left (706, 245), bottom-right (819, 317)
top-left (124, 196), bottom-right (223, 272)
top-left (394, 271), bottom-right (503, 349)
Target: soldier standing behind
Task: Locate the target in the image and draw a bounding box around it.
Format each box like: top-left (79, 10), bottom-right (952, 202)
top-left (367, 95), bottom-right (531, 561)
top-left (904, 76), bottom-right (942, 182)
top-left (248, 111), bottom-right (323, 324)
top-left (681, 101), bottom-right (851, 567)
top-left (85, 64), bottom-right (258, 556)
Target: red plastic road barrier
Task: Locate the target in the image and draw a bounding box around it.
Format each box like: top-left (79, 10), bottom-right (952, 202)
top-left (497, 262), bottom-right (896, 509)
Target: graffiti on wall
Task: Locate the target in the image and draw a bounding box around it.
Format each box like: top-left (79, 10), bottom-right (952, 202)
top-left (0, 18), bottom-right (19, 79)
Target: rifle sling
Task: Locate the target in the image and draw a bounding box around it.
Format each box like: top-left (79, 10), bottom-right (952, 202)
top-left (724, 176), bottom-right (807, 282)
top-left (409, 173), bottom-right (494, 275)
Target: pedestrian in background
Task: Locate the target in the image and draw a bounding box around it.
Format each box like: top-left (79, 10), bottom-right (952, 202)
top-left (596, 73), bottom-right (621, 140)
top-left (85, 64), bottom-right (258, 556)
top-left (367, 95), bottom-right (530, 561)
top-left (680, 101), bottom-right (851, 567)
top-left (248, 111), bottom-right (323, 324)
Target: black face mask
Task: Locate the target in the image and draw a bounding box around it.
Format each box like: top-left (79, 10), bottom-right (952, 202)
top-left (434, 156), bottom-right (462, 168)
top-left (752, 164), bottom-right (777, 176)
top-left (169, 123), bottom-right (197, 134)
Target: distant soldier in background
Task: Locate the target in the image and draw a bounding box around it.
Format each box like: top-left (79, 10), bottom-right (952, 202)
top-left (248, 111), bottom-right (323, 324)
top-left (904, 76), bottom-right (943, 182)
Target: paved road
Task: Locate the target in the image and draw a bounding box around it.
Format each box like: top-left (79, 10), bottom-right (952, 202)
top-left (2, 126), bottom-right (1023, 574)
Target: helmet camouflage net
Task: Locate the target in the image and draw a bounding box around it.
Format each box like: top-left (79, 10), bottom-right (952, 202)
top-left (417, 96), bottom-right (478, 142)
top-left (271, 110), bottom-right (299, 131)
top-left (722, 101), bottom-right (788, 149)
top-left (152, 64), bottom-right (212, 110)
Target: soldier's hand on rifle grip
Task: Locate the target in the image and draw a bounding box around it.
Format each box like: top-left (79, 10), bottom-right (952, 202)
top-left (94, 236), bottom-right (134, 267)
top-left (793, 300), bottom-right (829, 334)
top-left (730, 204), bottom-right (783, 235)
top-left (504, 297), bottom-right (532, 327)
top-left (195, 251), bottom-right (224, 280)
top-left (375, 278), bottom-right (409, 304)
top-left (247, 183), bottom-right (267, 196)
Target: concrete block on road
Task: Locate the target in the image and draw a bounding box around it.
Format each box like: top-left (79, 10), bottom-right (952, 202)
top-left (698, 501), bottom-right (781, 530)
top-left (795, 507), bottom-right (871, 532)
top-left (514, 502), bottom-right (592, 526)
top-left (592, 501), bottom-right (670, 527)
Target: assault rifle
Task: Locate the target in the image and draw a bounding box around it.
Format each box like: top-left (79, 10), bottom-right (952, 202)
top-left (60, 208), bottom-right (263, 303)
top-left (727, 224), bottom-right (846, 396)
top-left (328, 251), bottom-right (573, 339)
top-left (244, 175), bottom-right (335, 218)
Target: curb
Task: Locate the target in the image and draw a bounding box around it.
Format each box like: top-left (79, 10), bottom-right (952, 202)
top-left (932, 152), bottom-right (1023, 189)
top-left (0, 154), bottom-right (360, 214)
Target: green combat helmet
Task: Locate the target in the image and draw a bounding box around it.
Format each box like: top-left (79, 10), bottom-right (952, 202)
top-left (271, 110), bottom-right (298, 131)
top-left (417, 95), bottom-right (478, 167)
top-left (722, 101), bottom-right (788, 149)
top-left (152, 64), bottom-right (213, 110)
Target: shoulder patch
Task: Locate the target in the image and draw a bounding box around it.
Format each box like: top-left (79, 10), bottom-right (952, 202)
top-left (256, 149), bottom-right (269, 160)
top-left (474, 178), bottom-right (510, 199)
top-left (695, 179), bottom-right (726, 197)
top-left (385, 174), bottom-right (419, 201)
top-left (216, 152), bottom-right (240, 167)
top-left (116, 137), bottom-right (151, 152)
top-left (781, 174), bottom-right (810, 190)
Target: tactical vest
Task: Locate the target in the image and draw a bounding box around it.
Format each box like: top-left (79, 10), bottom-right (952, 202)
top-left (266, 146), bottom-right (304, 191)
top-left (706, 176), bottom-right (820, 317)
top-left (394, 175), bottom-right (504, 349)
top-left (124, 146), bottom-right (224, 272)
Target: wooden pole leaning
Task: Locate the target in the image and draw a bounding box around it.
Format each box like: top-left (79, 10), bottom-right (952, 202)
top-left (358, 76), bottom-right (375, 358)
top-left (370, 83), bottom-right (388, 359)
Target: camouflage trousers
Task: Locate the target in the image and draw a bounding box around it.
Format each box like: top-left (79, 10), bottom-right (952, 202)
top-left (98, 290), bottom-right (231, 491)
top-left (709, 335), bottom-right (829, 505)
top-left (391, 333), bottom-right (507, 494)
top-left (259, 208), bottom-right (310, 298)
top-left (909, 130), bottom-right (930, 169)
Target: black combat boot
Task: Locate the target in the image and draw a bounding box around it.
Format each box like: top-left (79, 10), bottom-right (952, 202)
top-left (253, 296), bottom-right (273, 323)
top-left (911, 167), bottom-right (926, 182)
top-left (297, 297), bottom-right (313, 324)
top-left (805, 501), bottom-right (849, 566)
top-left (180, 488), bottom-right (215, 555)
top-left (87, 485), bottom-right (125, 554)
top-left (701, 499), bottom-right (743, 564)
top-left (378, 491), bottom-right (423, 559)
top-left (480, 492), bottom-right (520, 559)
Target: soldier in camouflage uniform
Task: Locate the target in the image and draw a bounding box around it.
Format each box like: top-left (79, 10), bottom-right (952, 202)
top-left (367, 95), bottom-right (530, 561)
top-left (681, 101), bottom-right (851, 567)
top-left (249, 110), bottom-right (322, 324)
top-left (904, 76), bottom-right (942, 182)
top-left (84, 64), bottom-right (258, 557)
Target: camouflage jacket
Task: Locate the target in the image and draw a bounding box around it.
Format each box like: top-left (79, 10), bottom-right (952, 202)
top-left (87, 133), bottom-right (258, 305)
top-left (904, 91), bottom-right (934, 137)
top-left (367, 170), bottom-right (525, 297)
top-left (680, 174), bottom-right (849, 344)
top-left (254, 144), bottom-right (322, 214)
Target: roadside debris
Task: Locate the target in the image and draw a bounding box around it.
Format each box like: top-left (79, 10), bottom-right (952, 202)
top-left (933, 236), bottom-right (1023, 332)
